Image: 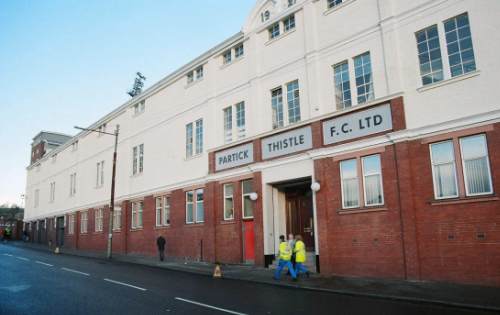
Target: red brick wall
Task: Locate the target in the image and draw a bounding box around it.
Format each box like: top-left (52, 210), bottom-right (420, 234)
top-left (407, 123), bottom-right (500, 286)
top-left (314, 145), bottom-right (406, 279)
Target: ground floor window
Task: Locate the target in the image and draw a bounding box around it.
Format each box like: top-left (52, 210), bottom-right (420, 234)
top-left (224, 184), bottom-right (234, 220)
top-left (113, 208), bottom-right (121, 231)
top-left (131, 201), bottom-right (143, 229)
top-left (186, 189), bottom-right (204, 224)
top-left (242, 180), bottom-right (254, 219)
top-left (156, 196), bottom-right (171, 226)
top-left (95, 208), bottom-right (104, 232)
top-left (80, 211), bottom-right (88, 234)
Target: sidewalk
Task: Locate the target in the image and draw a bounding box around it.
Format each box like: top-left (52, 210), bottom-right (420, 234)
top-left (5, 241), bottom-right (500, 312)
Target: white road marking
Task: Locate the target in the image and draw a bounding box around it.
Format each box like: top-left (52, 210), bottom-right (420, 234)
top-left (35, 261), bottom-right (54, 267)
top-left (175, 297), bottom-right (248, 315)
top-left (15, 256), bottom-right (29, 261)
top-left (103, 278), bottom-right (147, 291)
top-left (61, 267), bottom-right (90, 276)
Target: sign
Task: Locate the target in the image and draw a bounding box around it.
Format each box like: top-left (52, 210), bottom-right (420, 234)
top-left (323, 104), bottom-right (393, 145)
top-left (262, 126), bottom-right (313, 160)
top-left (215, 143), bottom-right (254, 171)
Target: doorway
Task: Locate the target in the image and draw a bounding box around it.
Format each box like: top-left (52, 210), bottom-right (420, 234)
top-left (285, 186), bottom-right (315, 251)
top-left (56, 216), bottom-right (65, 247)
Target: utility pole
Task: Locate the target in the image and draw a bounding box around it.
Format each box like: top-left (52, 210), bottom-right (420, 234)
top-left (75, 124), bottom-right (120, 259)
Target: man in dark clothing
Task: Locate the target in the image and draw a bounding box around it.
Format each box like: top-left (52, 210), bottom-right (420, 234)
top-left (156, 236), bottom-right (166, 261)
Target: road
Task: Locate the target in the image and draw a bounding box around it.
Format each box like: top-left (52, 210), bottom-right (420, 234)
top-left (0, 244), bottom-right (494, 315)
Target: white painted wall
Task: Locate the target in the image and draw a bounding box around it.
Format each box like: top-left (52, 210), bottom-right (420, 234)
top-left (25, 0), bottom-right (500, 221)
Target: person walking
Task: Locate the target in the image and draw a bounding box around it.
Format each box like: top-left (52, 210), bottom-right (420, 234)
top-left (294, 235), bottom-right (310, 278)
top-left (156, 236), bottom-right (166, 261)
top-left (286, 233), bottom-right (296, 276)
top-left (273, 235), bottom-right (297, 281)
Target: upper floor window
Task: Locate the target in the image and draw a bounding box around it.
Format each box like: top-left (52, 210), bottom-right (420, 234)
top-left (49, 182), bottom-right (56, 203)
top-left (134, 100), bottom-right (145, 115)
top-left (186, 189), bottom-right (204, 224)
top-left (271, 80), bottom-right (301, 129)
top-left (96, 161), bottom-right (105, 187)
top-left (187, 72), bottom-right (194, 84)
top-left (95, 208), bottom-right (103, 232)
top-left (69, 173), bottom-right (77, 197)
top-left (333, 61), bottom-right (352, 110)
top-left (261, 10), bottom-right (270, 23)
top-left (132, 144), bottom-right (144, 175)
top-left (283, 14), bottom-right (296, 32)
top-left (72, 141), bottom-right (79, 152)
top-left (327, 0), bottom-right (343, 9)
top-left (131, 201), bottom-right (144, 229)
top-left (353, 52), bottom-right (374, 104)
top-left (186, 119), bottom-right (203, 157)
top-left (34, 189), bottom-right (39, 208)
top-left (416, 25), bottom-right (444, 85)
top-left (235, 43), bottom-right (244, 59)
top-left (444, 13), bottom-right (476, 77)
top-left (269, 22), bottom-right (280, 40)
top-left (288, 0), bottom-right (296, 7)
top-left (223, 102), bottom-right (246, 144)
top-left (196, 66), bottom-right (204, 80)
top-left (223, 50), bottom-right (232, 65)
top-left (195, 119), bottom-right (204, 155)
top-left (187, 66), bottom-right (204, 84)
top-left (97, 123), bottom-right (107, 136)
top-left (430, 134), bottom-right (493, 200)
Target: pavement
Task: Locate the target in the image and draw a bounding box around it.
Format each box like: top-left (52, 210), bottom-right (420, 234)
top-left (2, 241), bottom-right (500, 314)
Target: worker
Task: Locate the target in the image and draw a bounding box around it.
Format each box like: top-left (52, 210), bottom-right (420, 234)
top-left (273, 235), bottom-right (297, 281)
top-left (294, 235), bottom-right (310, 278)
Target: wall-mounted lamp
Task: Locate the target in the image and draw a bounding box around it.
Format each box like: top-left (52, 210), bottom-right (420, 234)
top-left (249, 192), bottom-right (259, 201)
top-left (311, 182), bottom-right (321, 192)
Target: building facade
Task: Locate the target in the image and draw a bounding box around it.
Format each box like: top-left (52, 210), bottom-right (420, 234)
top-left (24, 0), bottom-right (500, 286)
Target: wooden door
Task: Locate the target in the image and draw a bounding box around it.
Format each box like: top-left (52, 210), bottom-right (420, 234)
top-left (286, 192), bottom-right (314, 251)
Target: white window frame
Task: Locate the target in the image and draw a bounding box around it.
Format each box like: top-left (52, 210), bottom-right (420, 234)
top-left (96, 161), bottom-right (105, 187)
top-left (195, 119), bottom-right (203, 155)
top-left (242, 180), bottom-right (254, 219)
top-left (113, 207), bottom-right (121, 231)
top-left (80, 211), bottom-right (88, 234)
top-left (223, 50), bottom-right (232, 64)
top-left (155, 197), bottom-right (163, 227)
top-left (70, 173), bottom-right (77, 196)
top-left (186, 189), bottom-right (204, 224)
top-left (68, 214), bottom-right (75, 235)
top-left (95, 208), bottom-right (104, 232)
top-left (196, 66), bottom-right (204, 80)
top-left (235, 43), bottom-right (244, 59)
top-left (235, 101), bottom-right (246, 139)
top-left (131, 201), bottom-right (143, 229)
top-left (429, 140), bottom-right (460, 200)
top-left (134, 100), bottom-right (145, 116)
top-left (283, 14), bottom-right (296, 32)
top-left (223, 106), bottom-right (233, 144)
top-left (286, 80), bottom-right (301, 124)
top-left (340, 159), bottom-right (360, 209)
top-left (268, 22), bottom-right (280, 40)
top-left (361, 155), bottom-right (385, 207)
top-left (163, 196), bottom-right (170, 226)
top-left (132, 145), bottom-right (144, 175)
top-left (34, 189), bottom-right (39, 208)
top-left (49, 182), bottom-right (56, 203)
top-left (223, 184), bottom-right (235, 221)
top-left (186, 122), bottom-right (194, 158)
top-left (459, 134), bottom-right (493, 197)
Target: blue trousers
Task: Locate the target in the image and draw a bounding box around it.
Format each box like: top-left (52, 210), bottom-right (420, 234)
top-left (295, 262), bottom-right (308, 275)
top-left (274, 259), bottom-right (297, 279)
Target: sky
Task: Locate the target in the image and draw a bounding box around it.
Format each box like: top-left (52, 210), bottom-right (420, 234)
top-left (0, 0), bottom-right (256, 207)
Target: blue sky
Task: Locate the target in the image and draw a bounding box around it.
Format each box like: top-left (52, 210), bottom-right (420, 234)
top-left (0, 0), bottom-right (255, 206)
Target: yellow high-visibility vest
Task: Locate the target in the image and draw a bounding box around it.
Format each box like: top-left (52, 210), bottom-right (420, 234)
top-left (279, 241), bottom-right (292, 261)
top-left (294, 240), bottom-right (306, 263)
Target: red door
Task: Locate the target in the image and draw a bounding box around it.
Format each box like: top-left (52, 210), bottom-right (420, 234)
top-left (243, 220), bottom-right (255, 262)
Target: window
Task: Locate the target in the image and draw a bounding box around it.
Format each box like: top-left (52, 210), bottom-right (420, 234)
top-left (269, 22), bottom-right (280, 39)
top-left (70, 173), bottom-right (77, 196)
top-left (49, 182), bottom-right (56, 203)
top-left (97, 123), bottom-right (107, 136)
top-left (416, 25), bottom-right (444, 85)
top-left (340, 159), bottom-right (360, 209)
top-left (34, 189), bottom-right (39, 208)
top-left (68, 214), bottom-right (75, 235)
top-left (155, 196), bottom-right (171, 227)
top-left (283, 14), bottom-right (296, 32)
top-left (430, 141), bottom-right (459, 199)
top-left (196, 66), bottom-right (204, 80)
top-left (362, 155), bottom-right (384, 206)
top-left (131, 201), bottom-right (143, 229)
top-left (271, 87), bottom-right (284, 129)
top-left (242, 180), bottom-right (254, 219)
top-left (224, 184), bottom-right (234, 221)
top-left (327, 0), bottom-right (343, 9)
top-left (353, 52), bottom-right (374, 104)
top-left (95, 208), bottom-right (103, 232)
top-left (113, 207), bottom-right (121, 231)
top-left (96, 161), bottom-right (105, 187)
top-left (187, 72), bottom-right (194, 84)
top-left (134, 100), bottom-right (145, 115)
top-left (223, 50), bottom-right (232, 65)
top-left (460, 135), bottom-right (493, 196)
top-left (72, 141), bottom-right (78, 151)
top-left (223, 106), bottom-right (233, 144)
top-left (235, 43), bottom-right (244, 59)
top-left (235, 102), bottom-right (246, 139)
top-left (80, 211), bottom-right (88, 234)
top-left (186, 189), bottom-right (204, 224)
top-left (261, 10), bottom-right (270, 23)
top-left (132, 144), bottom-right (144, 175)
top-left (186, 123), bottom-right (194, 157)
top-left (334, 61), bottom-right (352, 109)
top-left (444, 13), bottom-right (476, 77)
top-left (288, 0), bottom-right (296, 7)
top-left (340, 154), bottom-right (384, 209)
top-left (195, 119), bottom-right (203, 155)
top-left (286, 80), bottom-right (301, 124)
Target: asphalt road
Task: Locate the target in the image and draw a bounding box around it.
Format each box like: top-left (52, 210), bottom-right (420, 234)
top-left (0, 244), bottom-right (495, 315)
